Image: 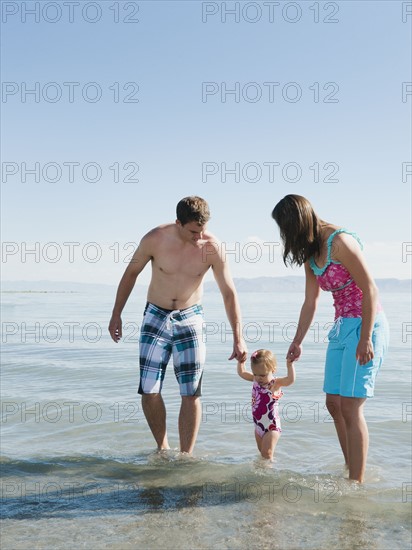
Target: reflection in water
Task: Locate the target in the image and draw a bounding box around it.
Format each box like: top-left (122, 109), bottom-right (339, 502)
top-left (137, 485), bottom-right (204, 511)
top-left (1, 455), bottom-right (410, 549)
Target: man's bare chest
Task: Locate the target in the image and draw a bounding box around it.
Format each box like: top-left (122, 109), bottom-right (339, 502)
top-left (153, 247), bottom-right (210, 278)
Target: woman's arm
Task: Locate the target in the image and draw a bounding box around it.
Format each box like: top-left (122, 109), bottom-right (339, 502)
top-left (237, 361), bottom-right (254, 382)
top-left (287, 263), bottom-right (320, 360)
top-left (332, 233), bottom-right (379, 365)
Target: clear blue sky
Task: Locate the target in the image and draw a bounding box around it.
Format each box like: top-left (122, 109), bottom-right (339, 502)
top-left (1, 0), bottom-right (411, 284)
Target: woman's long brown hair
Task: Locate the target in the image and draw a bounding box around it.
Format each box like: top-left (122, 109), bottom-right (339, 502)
top-left (272, 194), bottom-right (323, 266)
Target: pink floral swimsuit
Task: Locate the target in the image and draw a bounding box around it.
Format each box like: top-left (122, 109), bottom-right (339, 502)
top-left (252, 380), bottom-right (283, 438)
top-left (309, 229), bottom-right (382, 319)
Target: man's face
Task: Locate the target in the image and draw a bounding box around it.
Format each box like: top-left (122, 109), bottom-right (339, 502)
top-left (177, 220), bottom-right (206, 243)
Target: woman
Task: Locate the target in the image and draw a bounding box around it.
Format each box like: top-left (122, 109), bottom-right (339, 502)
top-left (272, 194), bottom-right (389, 483)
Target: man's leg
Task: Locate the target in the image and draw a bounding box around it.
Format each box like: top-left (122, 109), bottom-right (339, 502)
top-left (138, 303), bottom-right (173, 450)
top-left (179, 396), bottom-right (201, 454)
top-left (141, 393), bottom-right (170, 450)
top-left (172, 305), bottom-right (206, 454)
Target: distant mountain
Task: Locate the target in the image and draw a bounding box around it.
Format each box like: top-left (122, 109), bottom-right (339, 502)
top-left (204, 276), bottom-right (303, 293)
top-left (374, 278), bottom-right (412, 293)
top-left (1, 277), bottom-right (411, 293)
top-left (205, 277), bottom-right (411, 293)
top-left (1, 280), bottom-right (116, 293)
top-left (206, 277), bottom-right (305, 292)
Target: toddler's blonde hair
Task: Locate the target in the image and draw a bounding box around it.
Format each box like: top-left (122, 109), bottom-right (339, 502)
top-left (250, 349), bottom-right (277, 373)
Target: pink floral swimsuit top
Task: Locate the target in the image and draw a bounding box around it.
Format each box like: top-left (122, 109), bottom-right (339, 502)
top-left (309, 229), bottom-right (382, 319)
top-left (252, 380), bottom-right (283, 436)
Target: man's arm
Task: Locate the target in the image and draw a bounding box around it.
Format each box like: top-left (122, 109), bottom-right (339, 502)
top-left (108, 234), bottom-right (152, 342)
top-left (210, 241), bottom-right (247, 361)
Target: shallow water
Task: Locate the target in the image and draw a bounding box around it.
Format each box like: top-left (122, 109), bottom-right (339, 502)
top-left (1, 289), bottom-right (411, 548)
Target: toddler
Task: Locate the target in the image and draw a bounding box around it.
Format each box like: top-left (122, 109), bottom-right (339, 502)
top-left (237, 349), bottom-right (295, 460)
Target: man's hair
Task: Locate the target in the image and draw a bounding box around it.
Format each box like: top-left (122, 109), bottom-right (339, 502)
top-left (176, 196), bottom-right (210, 225)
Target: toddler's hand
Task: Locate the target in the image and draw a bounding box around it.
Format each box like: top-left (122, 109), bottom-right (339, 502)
top-left (286, 342), bottom-right (301, 361)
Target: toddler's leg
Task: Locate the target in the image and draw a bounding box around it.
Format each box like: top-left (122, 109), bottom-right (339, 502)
top-left (260, 431), bottom-right (281, 460)
top-left (255, 430), bottom-right (262, 453)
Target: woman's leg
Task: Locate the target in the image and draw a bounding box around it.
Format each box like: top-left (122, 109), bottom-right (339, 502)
top-left (340, 397), bottom-right (368, 482)
top-left (325, 393), bottom-right (348, 467)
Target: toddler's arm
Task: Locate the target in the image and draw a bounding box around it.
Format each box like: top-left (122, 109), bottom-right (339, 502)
top-left (237, 360), bottom-right (254, 382)
top-left (271, 359), bottom-right (296, 390)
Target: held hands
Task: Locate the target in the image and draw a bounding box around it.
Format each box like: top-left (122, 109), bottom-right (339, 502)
top-left (229, 340), bottom-right (248, 362)
top-left (108, 314), bottom-right (122, 343)
top-left (356, 338), bottom-right (374, 365)
top-left (286, 342), bottom-right (302, 362)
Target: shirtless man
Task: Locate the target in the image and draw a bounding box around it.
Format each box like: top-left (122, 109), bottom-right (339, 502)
top-left (108, 196), bottom-right (247, 454)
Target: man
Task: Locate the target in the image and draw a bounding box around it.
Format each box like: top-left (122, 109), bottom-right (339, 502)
top-left (108, 196), bottom-right (247, 454)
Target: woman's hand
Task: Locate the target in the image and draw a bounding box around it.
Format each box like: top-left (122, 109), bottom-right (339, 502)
top-left (356, 339), bottom-right (374, 365)
top-left (286, 342), bottom-right (302, 361)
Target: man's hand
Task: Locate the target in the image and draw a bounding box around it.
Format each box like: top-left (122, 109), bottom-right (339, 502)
top-left (108, 314), bottom-right (122, 343)
top-left (229, 341), bottom-right (248, 362)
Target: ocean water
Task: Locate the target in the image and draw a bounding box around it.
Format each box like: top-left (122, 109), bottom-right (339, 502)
top-left (1, 287), bottom-right (411, 549)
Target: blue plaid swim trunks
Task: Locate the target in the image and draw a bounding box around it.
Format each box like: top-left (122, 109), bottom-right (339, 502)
top-left (138, 302), bottom-right (206, 396)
